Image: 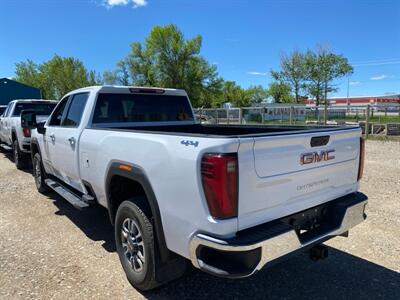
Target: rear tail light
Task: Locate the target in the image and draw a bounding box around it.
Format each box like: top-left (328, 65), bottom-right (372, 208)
top-left (201, 153), bottom-right (238, 219)
top-left (22, 128), bottom-right (31, 137)
top-left (358, 138), bottom-right (365, 181)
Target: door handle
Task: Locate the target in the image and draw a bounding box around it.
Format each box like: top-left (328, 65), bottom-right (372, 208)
top-left (68, 137), bottom-right (76, 147)
top-left (49, 134), bottom-right (55, 142)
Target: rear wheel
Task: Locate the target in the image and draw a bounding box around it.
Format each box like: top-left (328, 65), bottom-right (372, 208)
top-left (13, 140), bottom-right (28, 170)
top-left (115, 200), bottom-right (160, 291)
top-left (32, 153), bottom-right (50, 194)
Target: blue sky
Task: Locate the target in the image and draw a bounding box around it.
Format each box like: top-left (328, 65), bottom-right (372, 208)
top-left (1, 0), bottom-right (399, 97)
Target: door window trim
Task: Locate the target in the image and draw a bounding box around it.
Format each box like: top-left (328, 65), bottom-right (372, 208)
top-left (47, 96), bottom-right (70, 127)
top-left (61, 92), bottom-right (89, 128)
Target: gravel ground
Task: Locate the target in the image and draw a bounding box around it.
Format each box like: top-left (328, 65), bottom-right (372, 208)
top-left (0, 140), bottom-right (399, 300)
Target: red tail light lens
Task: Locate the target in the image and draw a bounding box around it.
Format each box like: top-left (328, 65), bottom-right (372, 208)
top-left (22, 128), bottom-right (31, 137)
top-left (358, 138), bottom-right (365, 181)
top-left (201, 153), bottom-right (238, 219)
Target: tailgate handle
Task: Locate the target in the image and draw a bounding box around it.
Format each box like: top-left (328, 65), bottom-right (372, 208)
top-left (311, 135), bottom-right (330, 147)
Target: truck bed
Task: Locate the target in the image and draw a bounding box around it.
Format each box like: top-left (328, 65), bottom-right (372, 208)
top-left (102, 123), bottom-right (358, 138)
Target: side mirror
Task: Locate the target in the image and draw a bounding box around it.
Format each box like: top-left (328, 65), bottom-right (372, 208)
top-left (21, 110), bottom-right (37, 129)
top-left (37, 122), bottom-right (46, 135)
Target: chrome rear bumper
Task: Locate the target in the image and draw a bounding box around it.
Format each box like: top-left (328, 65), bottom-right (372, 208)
top-left (189, 192), bottom-right (368, 278)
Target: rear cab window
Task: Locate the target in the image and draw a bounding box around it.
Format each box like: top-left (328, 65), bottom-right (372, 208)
top-left (12, 102), bottom-right (57, 117)
top-left (92, 93), bottom-right (194, 125)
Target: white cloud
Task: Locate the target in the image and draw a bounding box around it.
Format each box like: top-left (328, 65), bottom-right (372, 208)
top-left (370, 74), bottom-right (387, 80)
top-left (352, 58), bottom-right (400, 67)
top-left (349, 81), bottom-right (361, 86)
top-left (247, 71), bottom-right (268, 76)
top-left (104, 0), bottom-right (147, 8)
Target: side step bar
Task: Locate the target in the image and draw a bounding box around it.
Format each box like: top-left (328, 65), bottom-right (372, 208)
top-left (45, 179), bottom-right (91, 210)
top-left (0, 143), bottom-right (12, 151)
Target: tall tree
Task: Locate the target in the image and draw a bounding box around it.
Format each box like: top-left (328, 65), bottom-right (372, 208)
top-left (106, 24), bottom-right (223, 107)
top-left (271, 50), bottom-right (308, 103)
top-left (15, 55), bottom-right (102, 99)
top-left (267, 82), bottom-right (293, 103)
top-left (305, 47), bottom-right (353, 123)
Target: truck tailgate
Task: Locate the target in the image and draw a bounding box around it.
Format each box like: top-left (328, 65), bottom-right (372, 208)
top-left (237, 127), bottom-right (361, 231)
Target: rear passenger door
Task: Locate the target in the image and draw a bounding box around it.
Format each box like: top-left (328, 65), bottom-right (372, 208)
top-left (47, 93), bottom-right (89, 192)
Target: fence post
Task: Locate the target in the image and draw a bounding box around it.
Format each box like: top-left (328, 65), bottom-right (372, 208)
top-left (239, 108), bottom-right (243, 124)
top-left (289, 106), bottom-right (293, 125)
top-left (365, 105), bottom-right (370, 139)
top-left (261, 108), bottom-right (265, 124)
top-left (226, 109), bottom-right (230, 125)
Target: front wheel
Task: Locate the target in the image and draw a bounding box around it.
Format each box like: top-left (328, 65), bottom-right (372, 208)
top-left (115, 200), bottom-right (160, 291)
top-left (32, 153), bottom-right (50, 194)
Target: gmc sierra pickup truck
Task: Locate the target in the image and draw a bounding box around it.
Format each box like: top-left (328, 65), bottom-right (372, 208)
top-left (22, 86), bottom-right (367, 291)
top-left (0, 99), bottom-right (57, 169)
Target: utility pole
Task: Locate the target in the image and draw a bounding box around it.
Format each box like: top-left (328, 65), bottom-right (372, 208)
top-left (346, 76), bottom-right (350, 112)
top-left (324, 81), bottom-right (328, 125)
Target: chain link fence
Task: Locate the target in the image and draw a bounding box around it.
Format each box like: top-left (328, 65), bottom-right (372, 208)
top-left (194, 105), bottom-right (400, 136)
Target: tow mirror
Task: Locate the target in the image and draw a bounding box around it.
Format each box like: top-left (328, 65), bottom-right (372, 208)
top-left (21, 110), bottom-right (38, 129)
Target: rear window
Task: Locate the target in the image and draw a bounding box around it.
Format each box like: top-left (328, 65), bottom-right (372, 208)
top-left (92, 93), bottom-right (194, 124)
top-left (12, 102), bottom-right (57, 117)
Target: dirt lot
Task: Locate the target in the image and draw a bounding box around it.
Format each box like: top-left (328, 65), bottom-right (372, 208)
top-left (0, 140), bottom-right (399, 300)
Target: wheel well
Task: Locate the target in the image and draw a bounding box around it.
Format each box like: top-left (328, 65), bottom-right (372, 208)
top-left (108, 175), bottom-right (152, 223)
top-left (31, 142), bottom-right (39, 156)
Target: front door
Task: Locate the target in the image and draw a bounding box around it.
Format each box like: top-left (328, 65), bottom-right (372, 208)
top-left (45, 93), bottom-right (89, 192)
top-left (43, 97), bottom-right (69, 175)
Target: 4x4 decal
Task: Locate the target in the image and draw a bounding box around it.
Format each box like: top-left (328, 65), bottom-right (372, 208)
top-left (180, 140), bottom-right (199, 148)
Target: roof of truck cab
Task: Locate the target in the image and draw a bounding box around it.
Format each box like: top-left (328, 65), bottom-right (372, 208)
top-left (10, 99), bottom-right (58, 103)
top-left (65, 86), bottom-right (188, 97)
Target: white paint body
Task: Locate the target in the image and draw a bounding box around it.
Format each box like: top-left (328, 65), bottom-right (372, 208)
top-left (0, 99), bottom-right (57, 152)
top-left (31, 86), bottom-right (362, 259)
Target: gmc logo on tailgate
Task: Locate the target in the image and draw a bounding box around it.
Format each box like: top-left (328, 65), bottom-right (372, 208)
top-left (300, 149), bottom-right (335, 165)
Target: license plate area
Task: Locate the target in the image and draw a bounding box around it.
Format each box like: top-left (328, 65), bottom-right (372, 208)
top-left (280, 200), bottom-right (345, 244)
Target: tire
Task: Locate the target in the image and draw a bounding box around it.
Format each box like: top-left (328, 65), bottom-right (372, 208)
top-left (32, 153), bottom-right (50, 194)
top-left (115, 200), bottom-right (160, 291)
top-left (13, 140), bottom-right (28, 170)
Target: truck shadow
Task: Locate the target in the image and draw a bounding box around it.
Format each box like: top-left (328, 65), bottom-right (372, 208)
top-left (49, 192), bottom-right (116, 252)
top-left (145, 249), bottom-right (400, 300)
top-left (46, 191), bottom-right (399, 300)
top-left (1, 150), bottom-right (33, 174)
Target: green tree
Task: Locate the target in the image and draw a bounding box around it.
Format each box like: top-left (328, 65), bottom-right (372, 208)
top-left (246, 85), bottom-right (269, 105)
top-left (267, 82), bottom-right (293, 103)
top-left (219, 81), bottom-right (252, 107)
top-left (15, 55), bottom-right (102, 99)
top-left (305, 47), bottom-right (353, 123)
top-left (106, 24), bottom-right (223, 107)
top-left (271, 50), bottom-right (308, 103)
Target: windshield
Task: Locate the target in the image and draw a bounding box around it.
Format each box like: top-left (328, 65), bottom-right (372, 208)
top-left (12, 102), bottom-right (57, 117)
top-left (0, 107), bottom-right (6, 116)
top-left (92, 93), bottom-right (194, 124)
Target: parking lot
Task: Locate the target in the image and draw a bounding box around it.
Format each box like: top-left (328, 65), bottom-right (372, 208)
top-left (0, 140), bottom-right (399, 300)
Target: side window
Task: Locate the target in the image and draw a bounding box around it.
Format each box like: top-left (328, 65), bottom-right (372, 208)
top-left (48, 97), bottom-right (69, 126)
top-left (62, 93), bottom-right (89, 127)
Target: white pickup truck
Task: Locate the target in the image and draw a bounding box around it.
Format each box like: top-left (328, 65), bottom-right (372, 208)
top-left (0, 99), bottom-right (57, 169)
top-left (22, 86), bottom-right (367, 291)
